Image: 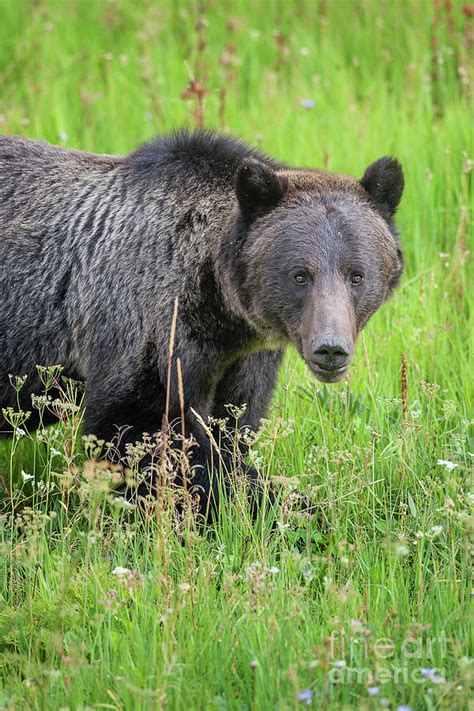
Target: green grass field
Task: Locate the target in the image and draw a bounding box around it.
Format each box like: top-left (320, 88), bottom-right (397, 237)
top-left (0, 1), bottom-right (472, 709)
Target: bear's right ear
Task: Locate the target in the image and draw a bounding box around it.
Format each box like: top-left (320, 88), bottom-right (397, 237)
top-left (235, 158), bottom-right (288, 219)
top-left (360, 156), bottom-right (404, 221)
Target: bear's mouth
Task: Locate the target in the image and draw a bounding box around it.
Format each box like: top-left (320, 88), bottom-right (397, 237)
top-left (307, 362), bottom-right (349, 383)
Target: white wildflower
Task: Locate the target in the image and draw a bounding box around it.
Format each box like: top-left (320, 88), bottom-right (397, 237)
top-left (395, 543), bottom-right (410, 555)
top-left (112, 497), bottom-right (137, 509)
top-left (112, 566), bottom-right (132, 579)
top-left (437, 459), bottom-right (458, 471)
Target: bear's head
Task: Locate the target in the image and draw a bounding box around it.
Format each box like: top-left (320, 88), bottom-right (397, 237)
top-left (224, 155), bottom-right (404, 383)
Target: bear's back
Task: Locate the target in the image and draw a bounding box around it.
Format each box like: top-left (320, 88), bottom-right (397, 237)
top-left (0, 134), bottom-right (117, 175)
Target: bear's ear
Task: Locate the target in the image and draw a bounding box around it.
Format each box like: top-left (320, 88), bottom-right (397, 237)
top-left (235, 157), bottom-right (288, 219)
top-left (360, 156), bottom-right (404, 220)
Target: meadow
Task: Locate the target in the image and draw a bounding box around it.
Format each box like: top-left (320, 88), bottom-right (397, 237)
top-left (0, 0), bottom-right (472, 709)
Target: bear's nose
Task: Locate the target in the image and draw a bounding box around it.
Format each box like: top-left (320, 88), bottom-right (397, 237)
top-left (311, 339), bottom-right (351, 371)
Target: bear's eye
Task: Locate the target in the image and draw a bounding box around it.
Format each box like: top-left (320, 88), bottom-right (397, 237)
top-left (351, 273), bottom-right (364, 285)
top-left (293, 272), bottom-right (307, 285)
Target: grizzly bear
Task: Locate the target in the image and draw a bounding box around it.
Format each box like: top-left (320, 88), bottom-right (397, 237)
top-left (0, 130), bottom-right (404, 509)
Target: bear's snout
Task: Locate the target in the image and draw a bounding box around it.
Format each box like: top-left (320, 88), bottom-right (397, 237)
top-left (311, 338), bottom-right (352, 369)
top-left (300, 285), bottom-right (356, 383)
top-left (307, 337), bottom-right (353, 382)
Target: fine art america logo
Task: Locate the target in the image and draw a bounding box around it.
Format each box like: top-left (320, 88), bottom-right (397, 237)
top-left (328, 629), bottom-right (448, 685)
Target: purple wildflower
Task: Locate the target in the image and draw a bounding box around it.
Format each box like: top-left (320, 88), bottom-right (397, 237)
top-left (297, 688), bottom-right (314, 704)
top-left (300, 98), bottom-right (315, 109)
top-left (421, 668), bottom-right (446, 683)
top-left (421, 668), bottom-right (435, 676)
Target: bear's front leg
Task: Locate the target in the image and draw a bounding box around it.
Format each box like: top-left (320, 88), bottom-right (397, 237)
top-left (182, 416), bottom-right (273, 521)
top-left (81, 346), bottom-right (231, 513)
top-left (208, 349), bottom-right (284, 512)
top-left (82, 345), bottom-right (282, 517)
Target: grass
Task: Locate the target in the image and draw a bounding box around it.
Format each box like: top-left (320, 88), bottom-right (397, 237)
top-left (0, 0), bottom-right (472, 709)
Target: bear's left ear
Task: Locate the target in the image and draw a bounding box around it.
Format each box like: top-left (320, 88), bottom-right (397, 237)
top-left (235, 157), bottom-right (288, 219)
top-left (360, 156), bottom-right (404, 221)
